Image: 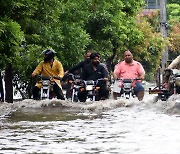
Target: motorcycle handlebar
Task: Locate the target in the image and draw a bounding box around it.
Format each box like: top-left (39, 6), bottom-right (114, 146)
top-left (34, 75), bottom-right (62, 80)
top-left (83, 78), bottom-right (106, 85)
top-left (116, 78), bottom-right (143, 81)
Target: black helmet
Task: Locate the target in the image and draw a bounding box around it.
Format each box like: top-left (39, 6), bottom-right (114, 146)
top-left (42, 49), bottom-right (56, 62)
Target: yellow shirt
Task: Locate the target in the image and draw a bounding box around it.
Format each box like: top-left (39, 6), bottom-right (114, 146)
top-left (32, 59), bottom-right (64, 88)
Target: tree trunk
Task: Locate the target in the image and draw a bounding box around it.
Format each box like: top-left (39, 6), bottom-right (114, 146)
top-left (106, 45), bottom-right (118, 73)
top-left (5, 63), bottom-right (13, 103)
top-left (0, 71), bottom-right (4, 102)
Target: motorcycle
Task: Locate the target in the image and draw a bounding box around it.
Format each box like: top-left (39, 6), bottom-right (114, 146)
top-left (82, 78), bottom-right (107, 102)
top-left (66, 74), bottom-right (107, 102)
top-left (149, 69), bottom-right (180, 101)
top-left (115, 78), bottom-right (142, 99)
top-left (65, 73), bottom-right (83, 102)
top-left (37, 75), bottom-right (61, 100)
top-left (82, 80), bottom-right (98, 101)
top-left (168, 69), bottom-right (180, 94)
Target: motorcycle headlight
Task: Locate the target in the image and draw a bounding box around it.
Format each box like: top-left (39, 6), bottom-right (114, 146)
top-left (42, 80), bottom-right (50, 86)
top-left (86, 85), bottom-right (93, 90)
top-left (175, 77), bottom-right (180, 86)
top-left (123, 83), bottom-right (132, 88)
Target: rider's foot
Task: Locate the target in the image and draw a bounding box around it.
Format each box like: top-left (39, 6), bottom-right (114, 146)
top-left (137, 91), bottom-right (144, 101)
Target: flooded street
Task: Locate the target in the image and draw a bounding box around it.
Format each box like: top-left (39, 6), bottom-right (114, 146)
top-left (0, 93), bottom-right (180, 154)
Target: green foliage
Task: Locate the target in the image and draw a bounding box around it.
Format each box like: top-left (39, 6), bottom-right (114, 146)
top-left (60, 23), bottom-right (91, 68)
top-left (13, 44), bottom-right (43, 98)
top-left (55, 0), bottom-right (92, 67)
top-left (0, 17), bottom-right (24, 68)
top-left (167, 0), bottom-right (180, 5)
top-left (0, 0), bottom-right (39, 20)
top-left (1, 0), bottom-right (167, 97)
top-left (86, 0), bottom-right (145, 59)
top-left (167, 3), bottom-right (180, 59)
top-left (131, 16), bottom-right (165, 76)
top-left (167, 4), bottom-right (180, 23)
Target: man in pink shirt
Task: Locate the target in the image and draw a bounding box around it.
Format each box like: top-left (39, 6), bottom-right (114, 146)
top-left (113, 50), bottom-right (145, 101)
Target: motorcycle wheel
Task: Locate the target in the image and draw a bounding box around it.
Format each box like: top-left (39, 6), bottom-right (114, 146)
top-left (66, 88), bottom-right (72, 99)
top-left (73, 95), bottom-right (79, 102)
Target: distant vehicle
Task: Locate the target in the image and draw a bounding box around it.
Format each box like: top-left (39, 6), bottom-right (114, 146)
top-left (149, 69), bottom-right (180, 101)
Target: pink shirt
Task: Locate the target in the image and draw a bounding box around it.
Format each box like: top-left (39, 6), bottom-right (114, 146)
top-left (114, 60), bottom-right (145, 79)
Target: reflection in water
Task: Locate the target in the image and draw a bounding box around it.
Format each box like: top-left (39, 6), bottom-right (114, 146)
top-left (0, 94), bottom-right (180, 154)
top-left (7, 108), bottom-right (90, 122)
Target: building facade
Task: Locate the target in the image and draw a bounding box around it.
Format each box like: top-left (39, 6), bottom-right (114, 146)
top-left (145, 0), bottom-right (160, 9)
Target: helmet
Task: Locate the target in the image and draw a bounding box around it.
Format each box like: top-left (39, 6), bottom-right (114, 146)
top-left (42, 49), bottom-right (56, 62)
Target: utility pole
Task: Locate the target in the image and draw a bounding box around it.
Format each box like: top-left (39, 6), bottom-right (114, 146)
top-left (160, 0), bottom-right (168, 71)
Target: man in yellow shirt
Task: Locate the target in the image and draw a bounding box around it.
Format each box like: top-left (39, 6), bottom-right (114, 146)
top-left (31, 49), bottom-right (65, 100)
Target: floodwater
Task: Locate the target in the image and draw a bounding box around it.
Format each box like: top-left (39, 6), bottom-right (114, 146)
top-left (0, 90), bottom-right (180, 154)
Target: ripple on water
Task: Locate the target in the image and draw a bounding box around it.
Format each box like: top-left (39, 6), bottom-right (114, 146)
top-left (0, 94), bottom-right (180, 154)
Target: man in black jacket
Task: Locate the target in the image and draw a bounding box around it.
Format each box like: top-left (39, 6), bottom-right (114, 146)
top-left (65, 50), bottom-right (92, 75)
top-left (63, 50), bottom-right (92, 99)
top-left (78, 52), bottom-right (110, 101)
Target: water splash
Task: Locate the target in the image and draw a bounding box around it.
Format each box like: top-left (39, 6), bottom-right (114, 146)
top-left (1, 92), bottom-right (179, 119)
top-left (0, 98), bottom-right (132, 118)
top-left (154, 94), bottom-right (180, 115)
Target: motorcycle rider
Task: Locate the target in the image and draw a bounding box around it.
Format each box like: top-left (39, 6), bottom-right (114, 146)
top-left (163, 55), bottom-right (180, 94)
top-left (78, 52), bottom-right (110, 101)
top-left (167, 55), bottom-right (180, 70)
top-left (62, 50), bottom-right (92, 99)
top-left (113, 50), bottom-right (145, 101)
top-left (64, 50), bottom-right (92, 76)
top-left (64, 50), bottom-right (108, 77)
top-left (31, 49), bottom-right (65, 100)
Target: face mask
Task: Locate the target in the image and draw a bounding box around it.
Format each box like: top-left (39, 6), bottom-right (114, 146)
top-left (92, 61), bottom-right (100, 66)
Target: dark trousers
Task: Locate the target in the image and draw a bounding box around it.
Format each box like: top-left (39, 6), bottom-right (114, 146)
top-left (98, 83), bottom-right (109, 100)
top-left (32, 83), bottom-right (65, 100)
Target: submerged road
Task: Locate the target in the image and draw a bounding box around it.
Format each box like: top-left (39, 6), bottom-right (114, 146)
top-left (0, 92), bottom-right (180, 154)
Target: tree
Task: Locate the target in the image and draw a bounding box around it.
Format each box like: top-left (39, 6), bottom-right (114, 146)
top-left (0, 18), bottom-right (24, 102)
top-left (167, 0), bottom-right (180, 5)
top-left (0, 71), bottom-right (4, 102)
top-left (12, 0), bottom-right (91, 98)
top-left (167, 3), bottom-right (180, 59)
top-left (85, 0), bottom-right (145, 71)
top-left (1, 0), bottom-right (167, 99)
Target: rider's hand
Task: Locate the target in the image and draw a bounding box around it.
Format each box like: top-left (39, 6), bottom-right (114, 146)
top-left (113, 73), bottom-right (118, 80)
top-left (31, 73), bottom-right (37, 78)
top-left (104, 78), bottom-right (109, 81)
top-left (136, 77), bottom-right (144, 81)
top-left (52, 76), bottom-right (62, 80)
top-left (64, 70), bottom-right (69, 75)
